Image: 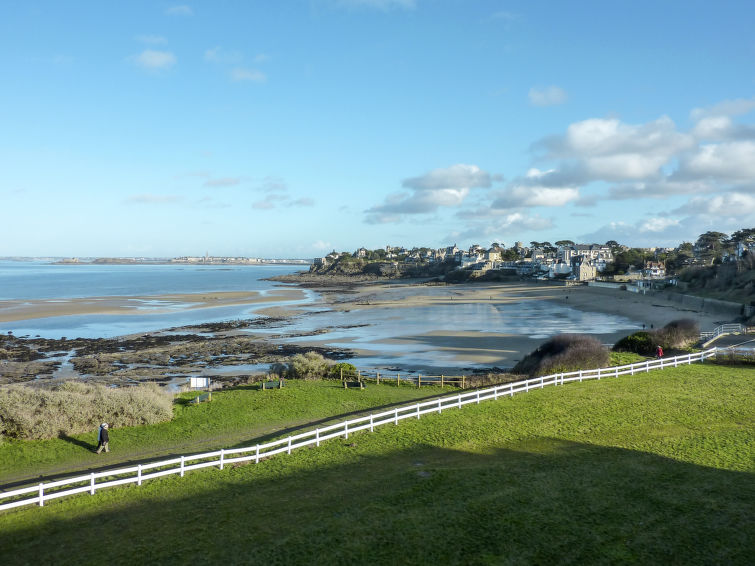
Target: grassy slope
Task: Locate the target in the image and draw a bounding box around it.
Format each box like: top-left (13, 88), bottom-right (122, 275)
top-left (1, 364), bottom-right (753, 565)
top-left (0, 381), bottom-right (456, 483)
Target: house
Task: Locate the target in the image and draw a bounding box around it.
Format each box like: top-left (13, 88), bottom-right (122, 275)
top-left (644, 261), bottom-right (666, 279)
top-left (574, 259), bottom-right (596, 281)
top-left (354, 247), bottom-right (368, 258)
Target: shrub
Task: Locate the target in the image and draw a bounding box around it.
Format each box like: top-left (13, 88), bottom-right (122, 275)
top-left (0, 381), bottom-right (173, 441)
top-left (328, 362), bottom-right (357, 380)
top-left (654, 318), bottom-right (699, 349)
top-left (613, 331), bottom-right (655, 356)
top-left (614, 319), bottom-right (700, 354)
top-left (513, 334), bottom-right (610, 377)
top-left (286, 351), bottom-right (330, 380)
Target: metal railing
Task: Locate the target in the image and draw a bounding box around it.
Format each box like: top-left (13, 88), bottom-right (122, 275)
top-left (0, 348), bottom-right (719, 512)
top-left (700, 323), bottom-right (743, 340)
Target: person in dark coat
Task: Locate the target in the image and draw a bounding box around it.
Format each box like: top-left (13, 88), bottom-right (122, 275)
top-left (95, 423), bottom-right (110, 454)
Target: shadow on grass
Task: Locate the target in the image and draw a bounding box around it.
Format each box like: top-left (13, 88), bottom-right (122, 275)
top-left (1, 439), bottom-right (752, 565)
top-left (56, 431), bottom-right (95, 453)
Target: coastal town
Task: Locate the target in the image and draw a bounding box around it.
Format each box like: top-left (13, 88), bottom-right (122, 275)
top-left (313, 229), bottom-right (755, 287)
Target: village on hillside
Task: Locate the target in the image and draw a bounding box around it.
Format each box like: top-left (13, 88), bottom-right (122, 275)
top-left (313, 229), bottom-right (755, 290)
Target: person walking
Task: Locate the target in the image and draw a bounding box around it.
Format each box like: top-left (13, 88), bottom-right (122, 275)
top-left (655, 345), bottom-right (664, 359)
top-left (95, 423), bottom-right (110, 454)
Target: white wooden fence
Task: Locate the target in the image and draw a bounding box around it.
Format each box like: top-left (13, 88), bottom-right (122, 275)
top-left (0, 348), bottom-right (720, 512)
top-left (700, 323), bottom-right (744, 340)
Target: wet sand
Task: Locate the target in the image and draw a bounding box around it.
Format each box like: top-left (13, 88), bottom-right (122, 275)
top-left (0, 289), bottom-right (308, 323)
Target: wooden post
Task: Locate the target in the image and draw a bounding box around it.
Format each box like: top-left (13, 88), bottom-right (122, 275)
top-left (340, 367), bottom-right (343, 382)
top-left (462, 375), bottom-right (465, 389)
top-left (418, 374), bottom-right (421, 388)
top-left (441, 374), bottom-right (444, 387)
top-left (377, 372), bottom-right (380, 385)
top-left (397, 373), bottom-right (400, 387)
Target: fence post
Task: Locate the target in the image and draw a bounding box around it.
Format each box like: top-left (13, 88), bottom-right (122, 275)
top-left (418, 374), bottom-right (421, 388)
top-left (395, 407), bottom-right (399, 425)
top-left (38, 483), bottom-right (44, 507)
top-left (397, 373), bottom-right (400, 387)
top-left (316, 428), bottom-right (320, 447)
top-left (494, 386), bottom-right (498, 400)
top-left (438, 398), bottom-right (442, 413)
top-left (288, 437), bottom-right (292, 455)
top-left (255, 444), bottom-right (260, 464)
top-left (220, 449), bottom-right (225, 470)
top-left (526, 380), bottom-right (529, 392)
top-left (416, 403), bottom-right (421, 419)
top-left (370, 414), bottom-right (374, 432)
top-left (614, 367), bottom-right (618, 378)
top-left (137, 465), bottom-right (142, 486)
top-left (345, 421), bottom-right (349, 439)
top-left (646, 361), bottom-right (649, 373)
top-left (441, 375), bottom-right (444, 387)
top-left (377, 372), bottom-right (380, 385)
top-left (540, 376), bottom-right (544, 389)
top-left (458, 393), bottom-right (462, 408)
top-left (597, 368), bottom-right (601, 380)
top-left (90, 472), bottom-right (95, 495)
top-left (180, 456), bottom-right (185, 477)
top-left (579, 370), bottom-right (582, 382)
top-left (462, 375), bottom-right (466, 389)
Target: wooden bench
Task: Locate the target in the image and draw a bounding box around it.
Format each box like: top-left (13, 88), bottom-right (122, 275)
top-left (343, 381), bottom-right (365, 389)
top-left (192, 392), bottom-right (212, 404)
top-left (260, 379), bottom-right (284, 390)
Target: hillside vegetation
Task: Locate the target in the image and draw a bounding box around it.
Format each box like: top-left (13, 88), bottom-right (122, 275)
top-left (1, 363), bottom-right (752, 565)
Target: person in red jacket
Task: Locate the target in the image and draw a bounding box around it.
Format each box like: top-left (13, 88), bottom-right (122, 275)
top-left (656, 345), bottom-right (664, 359)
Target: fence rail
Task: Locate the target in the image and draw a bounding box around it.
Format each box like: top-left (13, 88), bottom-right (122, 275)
top-left (700, 323), bottom-right (744, 340)
top-left (0, 348), bottom-right (720, 512)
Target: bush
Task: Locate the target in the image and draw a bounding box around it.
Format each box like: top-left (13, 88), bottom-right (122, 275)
top-left (0, 381), bottom-right (173, 441)
top-left (328, 362), bottom-right (357, 380)
top-left (513, 334), bottom-right (610, 377)
top-left (614, 319), bottom-right (700, 354)
top-left (613, 331), bottom-right (655, 356)
top-left (654, 318), bottom-right (699, 349)
top-left (286, 351), bottom-right (330, 380)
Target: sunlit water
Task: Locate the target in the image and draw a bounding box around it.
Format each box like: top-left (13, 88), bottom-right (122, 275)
top-left (1, 261), bottom-right (643, 372)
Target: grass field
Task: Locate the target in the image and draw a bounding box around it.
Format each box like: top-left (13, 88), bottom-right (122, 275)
top-left (0, 380), bottom-right (455, 484)
top-left (1, 363), bottom-right (753, 565)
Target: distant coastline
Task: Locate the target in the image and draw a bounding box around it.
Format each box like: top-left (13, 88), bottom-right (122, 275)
top-left (49, 257), bottom-right (311, 266)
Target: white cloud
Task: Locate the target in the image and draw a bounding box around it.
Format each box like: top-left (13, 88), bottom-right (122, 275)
top-left (491, 186), bottom-right (580, 208)
top-left (672, 193), bottom-right (755, 217)
top-left (402, 164), bottom-right (492, 191)
top-left (131, 50), bottom-right (176, 70)
top-left (452, 212), bottom-right (553, 241)
top-left (638, 217), bottom-right (680, 233)
top-left (204, 177), bottom-right (241, 188)
top-left (231, 68), bottom-right (266, 82)
top-left (691, 97), bottom-right (755, 120)
top-left (528, 86), bottom-right (567, 107)
top-left (204, 46), bottom-right (243, 64)
top-left (135, 35), bottom-right (167, 45)
top-left (166, 5), bottom-right (193, 16)
top-left (677, 141), bottom-right (755, 181)
top-left (366, 164), bottom-right (492, 223)
top-left (292, 197), bottom-right (315, 207)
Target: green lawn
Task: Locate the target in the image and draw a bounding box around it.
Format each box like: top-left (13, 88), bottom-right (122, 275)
top-left (0, 380), bottom-right (456, 484)
top-left (1, 363), bottom-right (753, 565)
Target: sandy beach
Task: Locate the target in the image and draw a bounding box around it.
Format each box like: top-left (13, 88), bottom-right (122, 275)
top-left (0, 289), bottom-right (308, 323)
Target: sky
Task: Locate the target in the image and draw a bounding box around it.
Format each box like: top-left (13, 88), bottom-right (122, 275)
top-left (2, 0), bottom-right (755, 258)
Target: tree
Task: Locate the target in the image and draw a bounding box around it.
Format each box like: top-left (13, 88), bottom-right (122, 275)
top-left (695, 231), bottom-right (728, 264)
top-left (555, 240), bottom-right (575, 247)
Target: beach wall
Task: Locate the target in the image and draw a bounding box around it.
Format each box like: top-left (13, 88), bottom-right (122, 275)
top-left (662, 292), bottom-right (753, 318)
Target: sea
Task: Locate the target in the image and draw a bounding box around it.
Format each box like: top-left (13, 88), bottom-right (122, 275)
top-left (0, 260), bottom-right (643, 371)
top-left (0, 261), bottom-right (311, 338)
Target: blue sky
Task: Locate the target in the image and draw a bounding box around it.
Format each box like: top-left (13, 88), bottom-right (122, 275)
top-left (2, 0), bottom-right (754, 258)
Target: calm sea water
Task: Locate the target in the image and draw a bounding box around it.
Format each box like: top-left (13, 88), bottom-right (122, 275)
top-left (0, 261), bottom-right (311, 338)
top-left (0, 261), bottom-right (642, 371)
top-left (0, 261), bottom-right (304, 300)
